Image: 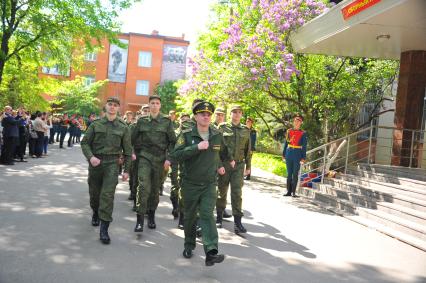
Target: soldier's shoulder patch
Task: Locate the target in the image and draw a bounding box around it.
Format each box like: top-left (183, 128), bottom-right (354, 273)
top-left (176, 134), bottom-right (186, 146)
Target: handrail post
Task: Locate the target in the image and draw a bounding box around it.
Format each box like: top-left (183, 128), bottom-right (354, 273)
top-left (344, 135), bottom-right (350, 174)
top-left (409, 130), bottom-right (415, 168)
top-left (321, 145), bottom-right (327, 183)
top-left (367, 119), bottom-right (374, 164)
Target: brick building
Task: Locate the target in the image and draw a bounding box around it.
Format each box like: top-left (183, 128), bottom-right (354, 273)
top-left (39, 31), bottom-right (189, 113)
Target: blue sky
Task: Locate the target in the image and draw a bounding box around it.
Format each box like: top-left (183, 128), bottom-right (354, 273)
top-left (119, 0), bottom-right (216, 54)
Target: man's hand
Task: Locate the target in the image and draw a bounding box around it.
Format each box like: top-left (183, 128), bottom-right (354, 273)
top-left (131, 153), bottom-right (137, 161)
top-left (217, 167), bottom-right (225, 175)
top-left (245, 169), bottom-right (251, 176)
top-left (300, 159), bottom-right (305, 165)
top-left (122, 172), bottom-right (129, 181)
top-left (229, 160), bottom-right (236, 168)
top-left (164, 160), bottom-right (171, 171)
top-left (198, 141), bottom-right (209, 150)
top-left (90, 156), bottom-right (101, 167)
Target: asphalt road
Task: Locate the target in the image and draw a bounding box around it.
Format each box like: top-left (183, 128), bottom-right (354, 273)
top-left (0, 144), bottom-right (425, 283)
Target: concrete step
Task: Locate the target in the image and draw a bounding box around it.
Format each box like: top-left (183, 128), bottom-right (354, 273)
top-left (324, 178), bottom-right (426, 212)
top-left (345, 215), bottom-right (426, 252)
top-left (357, 207), bottom-right (426, 241)
top-left (347, 168), bottom-right (426, 190)
top-left (313, 183), bottom-right (378, 209)
top-left (335, 174), bottom-right (426, 201)
top-left (376, 202), bottom-right (426, 226)
top-left (357, 163), bottom-right (426, 182)
top-left (297, 186), bottom-right (358, 214)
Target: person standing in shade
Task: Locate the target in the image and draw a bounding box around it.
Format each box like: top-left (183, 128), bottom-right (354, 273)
top-left (282, 114), bottom-right (307, 197)
top-left (244, 117), bottom-right (257, 180)
top-left (81, 97), bottom-right (132, 244)
top-left (216, 105), bottom-right (251, 234)
top-left (133, 95), bottom-right (176, 233)
top-left (58, 113), bottom-right (69, 149)
top-left (172, 101), bottom-right (230, 266)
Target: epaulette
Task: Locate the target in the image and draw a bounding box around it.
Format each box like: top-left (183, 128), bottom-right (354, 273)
top-left (117, 118), bottom-right (128, 126)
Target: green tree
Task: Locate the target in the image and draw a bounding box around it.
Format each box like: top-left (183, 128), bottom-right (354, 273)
top-left (178, 0), bottom-right (398, 148)
top-left (0, 0), bottom-right (139, 87)
top-left (54, 76), bottom-right (107, 116)
top-left (155, 80), bottom-right (179, 114)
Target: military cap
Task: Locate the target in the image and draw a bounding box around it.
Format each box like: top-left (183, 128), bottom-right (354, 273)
top-left (193, 101), bottom-right (215, 115)
top-left (215, 107), bottom-right (225, 114)
top-left (180, 113), bottom-right (190, 119)
top-left (230, 105), bottom-right (243, 112)
top-left (246, 116), bottom-right (254, 122)
top-left (294, 113), bottom-right (304, 121)
top-left (141, 104), bottom-right (149, 110)
top-left (192, 98), bottom-right (205, 107)
top-left (106, 97), bottom-right (120, 105)
top-left (149, 95), bottom-right (161, 102)
top-left (169, 110), bottom-right (176, 115)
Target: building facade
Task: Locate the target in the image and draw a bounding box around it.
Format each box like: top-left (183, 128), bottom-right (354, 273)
top-left (39, 31), bottom-right (189, 113)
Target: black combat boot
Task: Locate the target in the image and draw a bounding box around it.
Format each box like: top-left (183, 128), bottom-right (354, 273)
top-left (183, 248), bottom-right (193, 259)
top-left (178, 212), bottom-right (184, 229)
top-left (99, 220), bottom-right (111, 244)
top-left (223, 209), bottom-right (232, 219)
top-left (234, 216), bottom-right (247, 234)
top-left (205, 250), bottom-right (225, 266)
top-left (91, 211), bottom-right (99, 226)
top-left (147, 210), bottom-right (156, 229)
top-left (134, 214), bottom-right (144, 232)
top-left (284, 181), bottom-right (292, 196)
top-left (171, 198), bottom-right (179, 219)
top-left (216, 209), bottom-right (223, 228)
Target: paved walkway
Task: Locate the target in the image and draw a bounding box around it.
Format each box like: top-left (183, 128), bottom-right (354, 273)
top-left (0, 144), bottom-right (425, 283)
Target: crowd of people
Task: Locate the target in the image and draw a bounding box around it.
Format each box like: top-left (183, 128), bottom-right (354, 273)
top-left (0, 106), bottom-right (94, 165)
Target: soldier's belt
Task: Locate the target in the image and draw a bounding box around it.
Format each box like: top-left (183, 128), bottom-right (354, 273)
top-left (94, 154), bottom-right (120, 161)
top-left (288, 145), bottom-right (302, 149)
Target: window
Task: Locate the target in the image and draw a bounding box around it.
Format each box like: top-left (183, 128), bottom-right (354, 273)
top-left (138, 51), bottom-right (152, 67)
top-left (136, 80), bottom-right (149, 96)
top-left (84, 75), bottom-right (96, 87)
top-left (85, 52), bottom-right (97, 61)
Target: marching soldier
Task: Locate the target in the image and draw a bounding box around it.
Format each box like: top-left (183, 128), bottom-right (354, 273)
top-left (81, 97), bottom-right (132, 244)
top-left (213, 107), bottom-right (225, 127)
top-left (133, 95), bottom-right (176, 232)
top-left (171, 101), bottom-right (230, 266)
top-left (128, 104), bottom-right (150, 208)
top-left (282, 114), bottom-right (307, 197)
top-left (216, 105), bottom-right (251, 234)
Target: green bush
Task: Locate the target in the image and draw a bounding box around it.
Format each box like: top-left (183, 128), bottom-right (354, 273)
top-left (252, 152), bottom-right (287, 177)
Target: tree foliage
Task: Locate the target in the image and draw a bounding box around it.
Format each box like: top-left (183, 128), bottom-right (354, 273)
top-left (178, 0), bottom-right (398, 147)
top-left (53, 76), bottom-right (107, 116)
top-left (0, 0), bottom-right (139, 87)
top-left (155, 80), bottom-right (179, 114)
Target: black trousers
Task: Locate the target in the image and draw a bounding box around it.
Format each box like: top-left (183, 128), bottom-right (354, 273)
top-left (1, 136), bottom-right (18, 164)
top-left (59, 127), bottom-right (67, 148)
top-left (16, 127), bottom-right (27, 159)
top-left (35, 131), bottom-right (44, 157)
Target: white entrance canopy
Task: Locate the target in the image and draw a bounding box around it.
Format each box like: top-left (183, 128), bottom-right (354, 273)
top-left (290, 0), bottom-right (426, 60)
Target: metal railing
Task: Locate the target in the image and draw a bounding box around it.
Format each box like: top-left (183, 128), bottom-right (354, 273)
top-left (298, 121), bottom-right (426, 187)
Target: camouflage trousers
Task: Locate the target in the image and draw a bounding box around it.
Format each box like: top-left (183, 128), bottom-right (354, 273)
top-left (216, 161), bottom-right (245, 217)
top-left (88, 160), bottom-right (119, 222)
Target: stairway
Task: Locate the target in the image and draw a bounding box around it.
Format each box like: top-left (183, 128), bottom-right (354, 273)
top-left (297, 163), bottom-right (426, 251)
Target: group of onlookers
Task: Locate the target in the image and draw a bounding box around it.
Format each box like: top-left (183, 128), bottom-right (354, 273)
top-left (0, 106), bottom-right (92, 166)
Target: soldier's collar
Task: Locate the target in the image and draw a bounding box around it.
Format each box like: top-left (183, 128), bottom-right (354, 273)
top-left (191, 125), bottom-right (218, 139)
top-left (230, 122), bottom-right (242, 128)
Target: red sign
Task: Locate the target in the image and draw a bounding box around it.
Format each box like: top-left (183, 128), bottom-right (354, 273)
top-left (341, 0), bottom-right (381, 20)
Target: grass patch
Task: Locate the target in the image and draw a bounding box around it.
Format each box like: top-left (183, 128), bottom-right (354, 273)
top-left (252, 152), bottom-right (287, 177)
